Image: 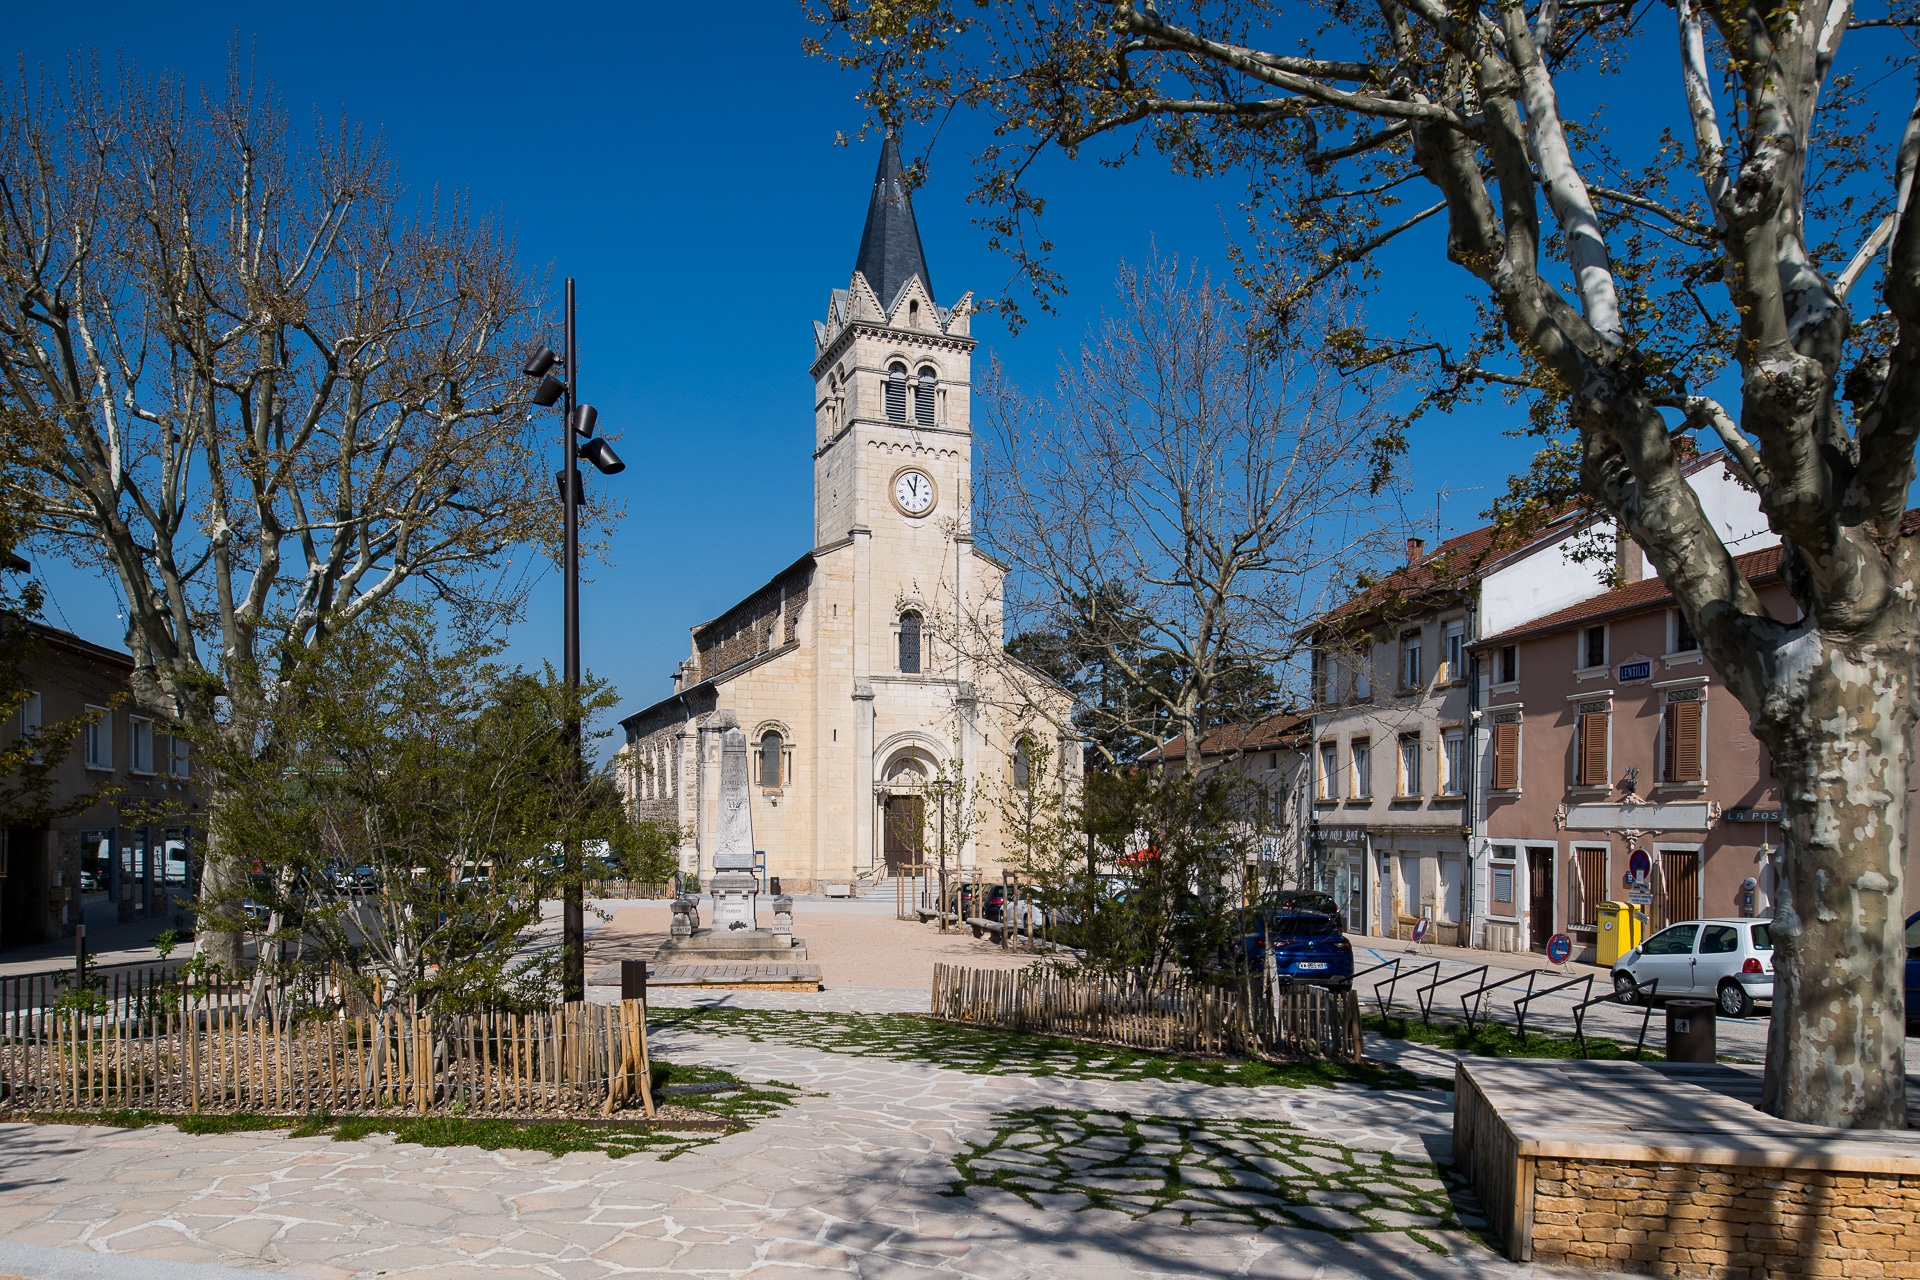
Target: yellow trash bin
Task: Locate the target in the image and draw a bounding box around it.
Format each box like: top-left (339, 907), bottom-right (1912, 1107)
top-left (1595, 901), bottom-right (1643, 967)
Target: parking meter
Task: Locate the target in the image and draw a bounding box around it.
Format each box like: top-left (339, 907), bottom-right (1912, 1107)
top-left (1741, 877), bottom-right (1757, 917)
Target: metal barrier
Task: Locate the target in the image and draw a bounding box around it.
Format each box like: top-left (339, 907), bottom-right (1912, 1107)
top-left (1574, 975), bottom-right (1660, 1058)
top-left (1511, 969), bottom-right (1593, 1040)
top-left (1415, 964), bottom-right (1488, 1028)
top-left (1374, 959), bottom-right (1437, 1019)
top-left (1457, 968), bottom-right (1533, 1033)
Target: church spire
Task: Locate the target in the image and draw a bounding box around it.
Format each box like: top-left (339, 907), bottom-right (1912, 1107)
top-left (852, 134), bottom-right (934, 313)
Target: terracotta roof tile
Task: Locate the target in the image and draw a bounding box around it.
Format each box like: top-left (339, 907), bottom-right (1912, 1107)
top-left (1140, 711), bottom-right (1310, 763)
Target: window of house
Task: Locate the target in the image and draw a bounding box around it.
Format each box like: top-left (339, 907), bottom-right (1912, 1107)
top-left (1352, 654), bottom-right (1370, 700)
top-left (915, 367), bottom-right (937, 426)
top-left (1013, 738), bottom-right (1032, 790)
top-left (1569, 845), bottom-right (1609, 930)
top-left (886, 362), bottom-right (908, 422)
top-left (129, 717), bottom-right (154, 775)
top-left (1492, 861), bottom-right (1516, 907)
top-left (1576, 700), bottom-right (1611, 786)
top-left (898, 610), bottom-right (922, 674)
top-left (167, 733), bottom-right (189, 779)
top-left (1497, 645), bottom-right (1518, 685)
top-left (84, 708), bottom-right (112, 771)
top-left (1491, 712), bottom-right (1521, 790)
top-left (1398, 734), bottom-right (1421, 797)
top-left (1672, 609), bottom-right (1699, 653)
top-left (1582, 624), bottom-right (1607, 670)
top-left (1444, 620), bottom-right (1465, 682)
top-left (1351, 739), bottom-right (1372, 798)
top-left (1318, 742), bottom-right (1338, 799)
top-left (1401, 632), bottom-right (1423, 689)
top-left (759, 731), bottom-right (783, 788)
top-left (1320, 654), bottom-right (1339, 704)
top-left (1664, 688), bottom-right (1704, 782)
top-left (18, 690), bottom-right (40, 736)
top-left (1442, 728), bottom-right (1465, 795)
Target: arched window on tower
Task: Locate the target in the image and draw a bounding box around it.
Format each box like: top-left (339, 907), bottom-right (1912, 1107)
top-left (898, 610), bottom-right (922, 674)
top-left (886, 363), bottom-right (908, 422)
top-left (759, 730), bottom-right (783, 788)
top-left (1013, 737), bottom-right (1032, 790)
top-left (915, 367), bottom-right (937, 426)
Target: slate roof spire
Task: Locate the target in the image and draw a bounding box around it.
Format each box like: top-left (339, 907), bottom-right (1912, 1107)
top-left (853, 134), bottom-right (934, 313)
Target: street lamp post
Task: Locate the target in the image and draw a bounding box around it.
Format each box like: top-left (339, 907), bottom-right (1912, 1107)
top-left (522, 277), bottom-right (625, 1002)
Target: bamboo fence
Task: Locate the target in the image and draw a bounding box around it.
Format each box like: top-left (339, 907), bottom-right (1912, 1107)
top-left (930, 962), bottom-right (1362, 1062)
top-left (0, 967), bottom-right (654, 1118)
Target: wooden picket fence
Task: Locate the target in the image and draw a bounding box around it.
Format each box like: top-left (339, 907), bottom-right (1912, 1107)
top-left (930, 962), bottom-right (1362, 1062)
top-left (0, 967), bottom-right (654, 1118)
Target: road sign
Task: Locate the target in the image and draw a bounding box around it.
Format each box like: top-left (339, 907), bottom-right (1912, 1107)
top-left (1626, 890), bottom-right (1654, 905)
top-left (1412, 918), bottom-right (1433, 943)
top-left (1627, 848), bottom-right (1652, 883)
top-left (1546, 933), bottom-right (1574, 964)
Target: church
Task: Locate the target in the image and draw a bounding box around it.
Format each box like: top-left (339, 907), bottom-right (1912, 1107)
top-left (618, 139), bottom-right (1078, 894)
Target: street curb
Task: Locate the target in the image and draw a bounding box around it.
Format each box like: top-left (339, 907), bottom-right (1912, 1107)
top-left (0, 1241), bottom-right (274, 1280)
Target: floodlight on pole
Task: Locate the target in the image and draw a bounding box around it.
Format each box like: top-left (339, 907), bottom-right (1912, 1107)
top-left (572, 404), bottom-right (598, 438)
top-left (531, 374), bottom-right (565, 407)
top-left (523, 348), bottom-right (558, 378)
top-left (580, 435), bottom-right (625, 475)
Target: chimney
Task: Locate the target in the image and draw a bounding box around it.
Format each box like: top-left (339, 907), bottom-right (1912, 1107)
top-left (1406, 536), bottom-right (1427, 565)
top-left (1616, 530), bottom-right (1645, 584)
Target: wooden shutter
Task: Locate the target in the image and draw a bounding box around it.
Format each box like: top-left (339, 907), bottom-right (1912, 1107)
top-left (1492, 720), bottom-right (1520, 790)
top-left (1577, 711), bottom-right (1610, 786)
top-left (1665, 699), bottom-right (1703, 782)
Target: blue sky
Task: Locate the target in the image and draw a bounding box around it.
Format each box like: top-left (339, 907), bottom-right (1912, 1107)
top-left (11, 3), bottom-right (1899, 742)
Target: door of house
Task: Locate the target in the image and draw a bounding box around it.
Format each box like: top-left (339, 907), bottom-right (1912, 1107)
top-left (1527, 847), bottom-right (1555, 952)
top-left (1345, 854), bottom-right (1366, 934)
top-left (1438, 857), bottom-right (1464, 925)
top-left (882, 795), bottom-right (925, 873)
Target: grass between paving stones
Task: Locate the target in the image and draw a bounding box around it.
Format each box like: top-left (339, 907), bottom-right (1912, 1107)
top-left (4, 1061), bottom-right (798, 1160)
top-left (657, 1006), bottom-right (1443, 1090)
top-left (947, 1105), bottom-right (1494, 1256)
top-left (1364, 1013), bottom-right (1664, 1062)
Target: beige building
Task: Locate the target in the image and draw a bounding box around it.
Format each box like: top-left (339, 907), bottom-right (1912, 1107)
top-left (618, 139), bottom-right (1075, 893)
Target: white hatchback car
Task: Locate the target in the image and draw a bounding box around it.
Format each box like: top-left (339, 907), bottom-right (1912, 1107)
top-left (1611, 918), bottom-right (1775, 1018)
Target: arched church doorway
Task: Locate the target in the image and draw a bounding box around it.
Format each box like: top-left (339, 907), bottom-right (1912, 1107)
top-left (880, 752), bottom-right (932, 874)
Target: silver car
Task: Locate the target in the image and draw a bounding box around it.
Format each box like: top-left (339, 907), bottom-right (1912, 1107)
top-left (1611, 918), bottom-right (1775, 1018)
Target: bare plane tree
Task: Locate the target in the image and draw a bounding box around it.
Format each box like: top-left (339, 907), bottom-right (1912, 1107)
top-left (0, 57), bottom-right (565, 967)
top-left (964, 256), bottom-right (1395, 771)
top-left (809, 0), bottom-right (1920, 1125)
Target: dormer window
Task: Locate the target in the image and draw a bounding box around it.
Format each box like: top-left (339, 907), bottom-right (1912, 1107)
top-left (886, 362), bottom-right (908, 422)
top-left (915, 367), bottom-right (937, 426)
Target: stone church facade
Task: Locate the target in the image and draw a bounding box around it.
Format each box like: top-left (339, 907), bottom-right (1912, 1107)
top-left (618, 139), bottom-right (1077, 893)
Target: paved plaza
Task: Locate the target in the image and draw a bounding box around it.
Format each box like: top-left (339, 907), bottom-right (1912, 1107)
top-left (0, 904), bottom-right (1849, 1279)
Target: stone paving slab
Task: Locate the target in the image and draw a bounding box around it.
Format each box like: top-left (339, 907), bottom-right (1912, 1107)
top-left (589, 963), bottom-right (824, 989)
top-left (0, 1026), bottom-right (1637, 1279)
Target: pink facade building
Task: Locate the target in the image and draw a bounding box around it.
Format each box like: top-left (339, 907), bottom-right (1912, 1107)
top-left (1469, 545), bottom-right (1807, 961)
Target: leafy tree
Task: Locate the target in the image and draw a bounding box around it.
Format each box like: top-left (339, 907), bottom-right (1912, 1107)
top-left (198, 613), bottom-right (622, 1015)
top-left (809, 0), bottom-right (1920, 1127)
top-left (0, 55), bottom-right (571, 971)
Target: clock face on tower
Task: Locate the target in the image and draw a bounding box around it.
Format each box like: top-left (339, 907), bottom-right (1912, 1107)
top-left (892, 468), bottom-right (937, 516)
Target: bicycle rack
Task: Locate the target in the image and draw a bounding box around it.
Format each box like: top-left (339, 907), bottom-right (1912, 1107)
top-left (1457, 968), bottom-right (1533, 1033)
top-left (1375, 960), bottom-right (1438, 1020)
top-left (1573, 976), bottom-right (1660, 1058)
top-left (1417, 964), bottom-right (1488, 1028)
top-left (1350, 957), bottom-right (1401, 1018)
top-left (1511, 969), bottom-right (1594, 1041)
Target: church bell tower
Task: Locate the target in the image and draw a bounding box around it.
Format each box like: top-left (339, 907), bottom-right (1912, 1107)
top-left (811, 137), bottom-right (975, 548)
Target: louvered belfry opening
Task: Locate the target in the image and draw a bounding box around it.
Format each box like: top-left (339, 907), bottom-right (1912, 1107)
top-left (916, 367), bottom-right (937, 425)
top-left (886, 362), bottom-right (908, 421)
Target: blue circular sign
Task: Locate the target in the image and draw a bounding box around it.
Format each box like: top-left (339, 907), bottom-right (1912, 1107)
top-left (1627, 848), bottom-right (1652, 884)
top-left (1546, 933), bottom-right (1574, 964)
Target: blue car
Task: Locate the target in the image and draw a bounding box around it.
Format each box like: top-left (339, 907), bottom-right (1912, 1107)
top-left (1249, 909), bottom-right (1354, 990)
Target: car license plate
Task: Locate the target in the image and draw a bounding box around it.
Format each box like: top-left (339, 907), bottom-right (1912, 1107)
top-left (1297, 962), bottom-right (1328, 971)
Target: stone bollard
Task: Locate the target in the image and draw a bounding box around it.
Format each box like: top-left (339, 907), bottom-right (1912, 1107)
top-left (772, 895), bottom-right (794, 938)
top-left (670, 895), bottom-right (699, 938)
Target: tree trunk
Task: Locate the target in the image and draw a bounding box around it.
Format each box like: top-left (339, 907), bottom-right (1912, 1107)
top-left (195, 818), bottom-right (246, 973)
top-left (1760, 637), bottom-right (1912, 1129)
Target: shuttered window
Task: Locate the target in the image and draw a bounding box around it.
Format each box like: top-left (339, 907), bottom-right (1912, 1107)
top-left (1664, 691), bottom-right (1703, 782)
top-left (1569, 846), bottom-right (1609, 930)
top-left (1492, 716), bottom-right (1521, 790)
top-left (1576, 702), bottom-right (1610, 786)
